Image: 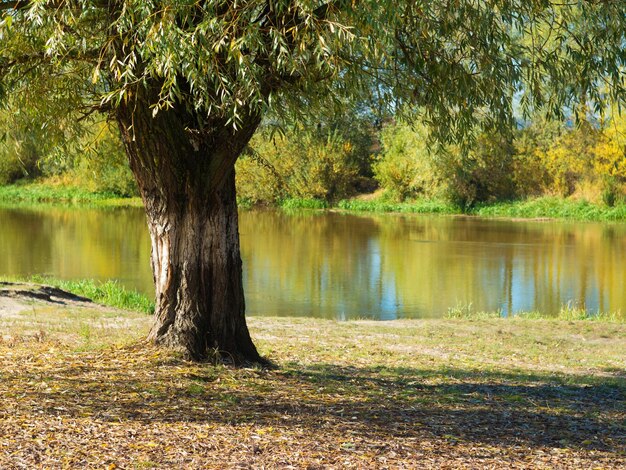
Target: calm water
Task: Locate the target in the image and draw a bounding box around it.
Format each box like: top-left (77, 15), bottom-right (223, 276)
top-left (1, 206), bottom-right (625, 319)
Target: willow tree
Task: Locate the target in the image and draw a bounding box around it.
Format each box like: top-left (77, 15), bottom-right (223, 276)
top-left (1, 0), bottom-right (624, 362)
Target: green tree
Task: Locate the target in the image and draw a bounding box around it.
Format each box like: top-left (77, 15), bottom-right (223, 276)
top-left (1, 0), bottom-right (625, 362)
top-left (437, 131), bottom-right (517, 209)
top-left (373, 121), bottom-right (439, 201)
top-left (0, 103), bottom-right (70, 183)
top-left (237, 123), bottom-right (365, 204)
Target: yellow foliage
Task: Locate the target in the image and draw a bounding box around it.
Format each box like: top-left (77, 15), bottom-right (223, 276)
top-left (373, 122), bottom-right (440, 201)
top-left (236, 128), bottom-right (360, 203)
top-left (592, 114), bottom-right (626, 180)
top-left (72, 121), bottom-right (138, 196)
top-left (535, 125), bottom-right (598, 197)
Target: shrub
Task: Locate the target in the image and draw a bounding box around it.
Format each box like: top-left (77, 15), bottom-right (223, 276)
top-left (0, 110), bottom-right (137, 197)
top-left (534, 123), bottom-right (599, 197)
top-left (236, 127), bottom-right (360, 204)
top-left (0, 151), bottom-right (31, 185)
top-left (372, 122), bottom-right (439, 201)
top-left (513, 118), bottom-right (563, 197)
top-left (435, 132), bottom-right (517, 209)
top-left (0, 110), bottom-right (44, 184)
top-left (72, 122), bottom-right (138, 197)
top-left (373, 121), bottom-right (518, 208)
top-left (592, 113), bottom-right (626, 205)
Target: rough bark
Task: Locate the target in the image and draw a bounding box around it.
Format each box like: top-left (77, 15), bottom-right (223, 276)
top-left (116, 88), bottom-right (264, 363)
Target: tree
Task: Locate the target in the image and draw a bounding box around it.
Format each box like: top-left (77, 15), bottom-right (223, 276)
top-left (1, 0), bottom-right (625, 362)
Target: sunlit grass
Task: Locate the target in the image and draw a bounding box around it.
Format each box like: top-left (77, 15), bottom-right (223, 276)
top-left (445, 301), bottom-right (624, 322)
top-left (0, 305), bottom-right (151, 351)
top-left (279, 197), bottom-right (329, 210)
top-left (336, 197), bottom-right (456, 214)
top-left (1, 276), bottom-right (154, 314)
top-left (0, 182), bottom-right (142, 207)
top-left (472, 196), bottom-right (626, 221)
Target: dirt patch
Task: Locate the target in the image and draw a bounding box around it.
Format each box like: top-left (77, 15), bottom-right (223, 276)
top-left (0, 282), bottom-right (125, 318)
top-left (0, 282), bottom-right (93, 307)
top-left (0, 296), bottom-right (34, 318)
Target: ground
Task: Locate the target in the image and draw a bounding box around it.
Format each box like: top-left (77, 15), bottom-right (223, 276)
top-left (0, 283), bottom-right (624, 469)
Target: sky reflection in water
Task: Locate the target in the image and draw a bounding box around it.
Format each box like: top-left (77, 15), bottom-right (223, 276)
top-left (0, 206), bottom-right (624, 319)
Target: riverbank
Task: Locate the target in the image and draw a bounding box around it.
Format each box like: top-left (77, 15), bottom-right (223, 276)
top-left (2, 182), bottom-right (626, 222)
top-left (0, 276), bottom-right (154, 314)
top-left (4, 276), bottom-right (625, 323)
top-left (0, 283), bottom-right (624, 468)
top-left (0, 182), bottom-right (142, 207)
top-left (335, 195), bottom-right (626, 222)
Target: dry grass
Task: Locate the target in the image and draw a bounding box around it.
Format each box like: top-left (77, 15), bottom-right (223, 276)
top-left (0, 299), bottom-right (625, 468)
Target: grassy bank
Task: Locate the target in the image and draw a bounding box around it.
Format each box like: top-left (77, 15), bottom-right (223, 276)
top-left (336, 197), bottom-right (456, 215)
top-left (0, 293), bottom-right (624, 468)
top-left (3, 181), bottom-right (626, 222)
top-left (336, 195), bottom-right (626, 222)
top-left (0, 182), bottom-right (142, 207)
top-left (445, 302), bottom-right (625, 322)
top-left (473, 196), bottom-right (626, 222)
top-left (0, 276), bottom-right (154, 314)
top-left (268, 194), bottom-right (626, 222)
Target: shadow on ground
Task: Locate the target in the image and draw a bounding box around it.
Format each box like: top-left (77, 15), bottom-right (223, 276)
top-left (2, 348), bottom-right (624, 455)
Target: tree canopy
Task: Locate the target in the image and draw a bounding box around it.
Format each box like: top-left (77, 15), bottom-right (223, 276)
top-left (2, 0), bottom-right (625, 140)
top-left (2, 0), bottom-right (626, 362)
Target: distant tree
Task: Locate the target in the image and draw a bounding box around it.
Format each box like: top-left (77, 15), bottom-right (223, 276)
top-left (1, 0), bottom-right (624, 362)
top-left (373, 121), bottom-right (439, 201)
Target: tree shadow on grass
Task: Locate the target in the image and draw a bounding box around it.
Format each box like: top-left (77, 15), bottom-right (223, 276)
top-left (278, 365), bottom-right (625, 452)
top-left (3, 356), bottom-right (625, 455)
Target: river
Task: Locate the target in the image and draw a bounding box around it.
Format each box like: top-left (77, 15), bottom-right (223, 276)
top-left (1, 205), bottom-right (624, 319)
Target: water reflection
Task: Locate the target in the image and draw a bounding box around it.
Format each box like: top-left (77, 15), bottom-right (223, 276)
top-left (0, 206), bottom-right (624, 319)
top-left (0, 206), bottom-right (152, 293)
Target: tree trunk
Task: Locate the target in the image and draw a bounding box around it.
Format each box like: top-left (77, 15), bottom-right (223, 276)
top-left (115, 88), bottom-right (264, 364)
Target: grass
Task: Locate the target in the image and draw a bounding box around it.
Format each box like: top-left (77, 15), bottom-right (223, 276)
top-left (0, 182), bottom-right (142, 207)
top-left (338, 195), bottom-right (626, 222)
top-left (0, 304), bottom-right (624, 468)
top-left (4, 181), bottom-right (626, 222)
top-left (0, 305), bottom-right (150, 350)
top-left (336, 197), bottom-right (456, 214)
top-left (0, 276), bottom-right (154, 314)
top-left (472, 196), bottom-right (626, 222)
top-left (279, 197), bottom-right (329, 210)
top-left (286, 194), bottom-right (626, 222)
top-left (446, 301), bottom-right (625, 322)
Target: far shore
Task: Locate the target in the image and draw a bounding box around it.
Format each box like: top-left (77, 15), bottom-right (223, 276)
top-left (2, 181), bottom-right (626, 223)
